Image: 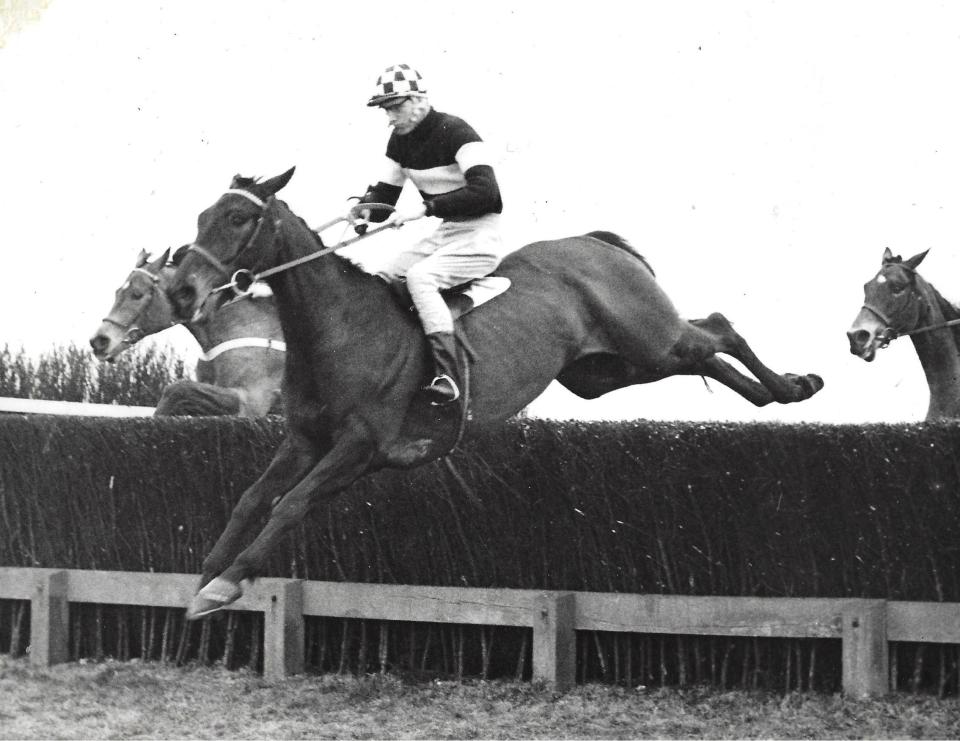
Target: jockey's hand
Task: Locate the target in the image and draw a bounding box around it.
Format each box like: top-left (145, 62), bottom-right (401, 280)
top-left (353, 207), bottom-right (371, 236)
top-left (392, 203), bottom-right (427, 227)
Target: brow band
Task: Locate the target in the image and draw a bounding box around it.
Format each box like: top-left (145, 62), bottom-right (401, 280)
top-left (223, 189), bottom-right (266, 208)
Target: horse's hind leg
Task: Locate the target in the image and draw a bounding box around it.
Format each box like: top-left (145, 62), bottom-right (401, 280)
top-left (690, 313), bottom-right (823, 403)
top-left (693, 356), bottom-right (777, 406)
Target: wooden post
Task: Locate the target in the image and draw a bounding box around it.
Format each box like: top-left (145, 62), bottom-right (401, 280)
top-left (532, 592), bottom-right (576, 691)
top-left (842, 599), bottom-right (888, 698)
top-left (262, 578), bottom-right (304, 679)
top-left (31, 570), bottom-right (69, 667)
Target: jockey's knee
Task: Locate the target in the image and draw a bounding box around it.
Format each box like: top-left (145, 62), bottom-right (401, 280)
top-left (404, 262), bottom-right (442, 290)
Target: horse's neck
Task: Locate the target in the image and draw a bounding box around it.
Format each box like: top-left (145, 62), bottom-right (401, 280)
top-left (911, 278), bottom-right (960, 418)
top-left (269, 218), bottom-right (418, 374)
top-left (185, 296), bottom-right (282, 353)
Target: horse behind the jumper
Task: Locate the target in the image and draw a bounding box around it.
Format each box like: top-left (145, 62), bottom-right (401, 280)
top-left (90, 248), bottom-right (285, 416)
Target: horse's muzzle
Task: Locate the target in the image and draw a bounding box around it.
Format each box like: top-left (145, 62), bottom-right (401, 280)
top-left (846, 328), bottom-right (877, 362)
top-left (89, 332), bottom-right (115, 361)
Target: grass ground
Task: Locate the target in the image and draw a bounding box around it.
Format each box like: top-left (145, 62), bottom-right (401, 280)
top-left (2, 655), bottom-right (959, 739)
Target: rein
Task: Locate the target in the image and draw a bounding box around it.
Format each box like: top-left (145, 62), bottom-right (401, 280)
top-left (191, 195), bottom-right (398, 298)
top-left (899, 317), bottom-right (960, 337)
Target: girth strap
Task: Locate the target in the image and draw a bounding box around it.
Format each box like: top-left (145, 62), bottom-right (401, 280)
top-left (201, 337), bottom-right (287, 362)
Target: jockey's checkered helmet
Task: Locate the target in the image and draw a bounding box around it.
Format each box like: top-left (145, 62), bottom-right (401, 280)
top-left (367, 64), bottom-right (427, 107)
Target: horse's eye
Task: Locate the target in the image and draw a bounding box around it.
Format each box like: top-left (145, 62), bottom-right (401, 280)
top-left (230, 212), bottom-right (248, 227)
top-left (130, 290), bottom-right (144, 300)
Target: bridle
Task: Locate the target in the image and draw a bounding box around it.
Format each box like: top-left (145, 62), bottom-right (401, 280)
top-left (100, 266), bottom-right (174, 348)
top-left (861, 263), bottom-right (960, 347)
top-left (186, 189), bottom-right (397, 299)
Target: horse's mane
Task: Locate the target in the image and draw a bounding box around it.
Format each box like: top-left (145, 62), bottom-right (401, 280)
top-left (274, 198), bottom-right (387, 288)
top-left (170, 244), bottom-right (190, 266)
top-left (585, 230), bottom-right (655, 277)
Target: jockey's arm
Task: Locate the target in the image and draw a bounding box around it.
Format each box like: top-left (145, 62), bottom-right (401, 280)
top-left (421, 140), bottom-right (502, 219)
top-left (424, 164), bottom-right (501, 219)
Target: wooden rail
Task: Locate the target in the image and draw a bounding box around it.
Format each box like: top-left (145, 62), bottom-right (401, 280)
top-left (0, 397), bottom-right (155, 417)
top-left (2, 567), bottom-right (958, 697)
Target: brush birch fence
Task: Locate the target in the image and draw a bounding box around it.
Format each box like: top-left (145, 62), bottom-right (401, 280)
top-left (3, 567), bottom-right (959, 698)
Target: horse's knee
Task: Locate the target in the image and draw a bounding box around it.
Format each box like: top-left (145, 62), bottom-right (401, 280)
top-left (155, 380), bottom-right (241, 416)
top-left (155, 381), bottom-right (196, 416)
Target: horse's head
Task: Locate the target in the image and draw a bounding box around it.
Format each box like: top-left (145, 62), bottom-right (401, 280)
top-left (168, 167), bottom-right (295, 322)
top-left (89, 247), bottom-right (174, 361)
top-left (847, 247), bottom-right (929, 361)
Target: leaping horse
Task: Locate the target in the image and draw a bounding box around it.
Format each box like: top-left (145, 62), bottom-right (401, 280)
top-left (168, 167), bottom-right (824, 618)
top-left (847, 247), bottom-right (960, 420)
top-left (90, 248), bottom-right (286, 416)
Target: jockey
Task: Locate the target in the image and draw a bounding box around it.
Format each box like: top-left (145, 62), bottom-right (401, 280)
top-left (355, 64), bottom-right (506, 405)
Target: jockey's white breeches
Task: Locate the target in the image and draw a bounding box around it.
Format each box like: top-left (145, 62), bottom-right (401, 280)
top-left (376, 213), bottom-right (505, 335)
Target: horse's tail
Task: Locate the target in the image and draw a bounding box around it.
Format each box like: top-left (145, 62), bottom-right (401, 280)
top-left (584, 230), bottom-right (655, 277)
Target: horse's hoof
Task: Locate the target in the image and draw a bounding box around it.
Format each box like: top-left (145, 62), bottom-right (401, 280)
top-left (186, 577), bottom-right (242, 620)
top-left (784, 373), bottom-right (824, 401)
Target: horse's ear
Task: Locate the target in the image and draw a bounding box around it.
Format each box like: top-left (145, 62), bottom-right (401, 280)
top-left (136, 249), bottom-right (150, 267)
top-left (882, 247), bottom-right (895, 263)
top-left (170, 244), bottom-right (190, 265)
top-left (904, 249), bottom-right (929, 272)
top-left (255, 167), bottom-right (296, 198)
top-left (146, 248), bottom-right (169, 274)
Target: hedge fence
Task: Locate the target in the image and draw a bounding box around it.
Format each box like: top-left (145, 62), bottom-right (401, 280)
top-left (1, 416), bottom-right (959, 692)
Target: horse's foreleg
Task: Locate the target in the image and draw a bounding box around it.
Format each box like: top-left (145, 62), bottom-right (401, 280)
top-left (217, 425), bottom-right (377, 588)
top-left (155, 380), bottom-right (241, 416)
top-left (198, 433), bottom-right (321, 588)
top-left (689, 313), bottom-right (824, 404)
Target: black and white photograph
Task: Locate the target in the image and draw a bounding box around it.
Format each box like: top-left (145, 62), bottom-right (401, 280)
top-left (1, 1), bottom-right (959, 738)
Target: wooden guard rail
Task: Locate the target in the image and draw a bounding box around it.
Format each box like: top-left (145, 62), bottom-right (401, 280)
top-left (2, 567), bottom-right (959, 697)
top-left (0, 397), bottom-right (155, 417)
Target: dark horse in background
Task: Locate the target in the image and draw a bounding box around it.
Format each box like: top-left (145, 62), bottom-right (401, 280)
top-left (848, 247), bottom-right (960, 420)
top-left (168, 167), bottom-right (824, 617)
top-left (90, 248), bottom-right (285, 416)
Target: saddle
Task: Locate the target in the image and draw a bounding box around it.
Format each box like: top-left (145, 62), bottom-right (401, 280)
top-left (389, 275), bottom-right (511, 323)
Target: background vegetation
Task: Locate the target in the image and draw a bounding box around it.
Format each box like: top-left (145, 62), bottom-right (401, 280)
top-left (0, 342), bottom-right (188, 406)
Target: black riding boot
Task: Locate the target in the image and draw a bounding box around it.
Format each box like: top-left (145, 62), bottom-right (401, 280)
top-left (423, 331), bottom-right (462, 405)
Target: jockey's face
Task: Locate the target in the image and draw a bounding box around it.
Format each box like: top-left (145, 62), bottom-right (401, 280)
top-left (381, 96), bottom-right (424, 135)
